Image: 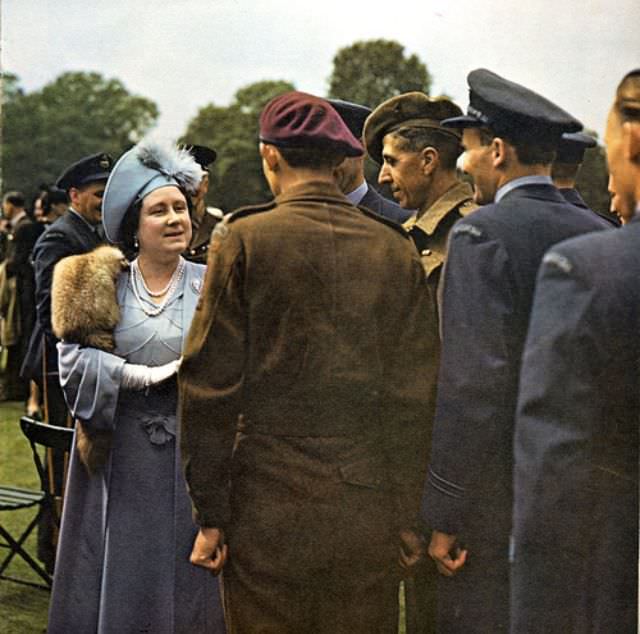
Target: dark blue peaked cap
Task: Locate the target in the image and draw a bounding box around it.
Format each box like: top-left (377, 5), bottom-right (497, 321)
top-left (443, 68), bottom-right (582, 142)
top-left (555, 131), bottom-right (597, 163)
top-left (327, 99), bottom-right (372, 139)
top-left (56, 152), bottom-right (113, 191)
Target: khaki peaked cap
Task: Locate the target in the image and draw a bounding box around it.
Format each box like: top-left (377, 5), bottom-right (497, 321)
top-left (364, 93), bottom-right (464, 164)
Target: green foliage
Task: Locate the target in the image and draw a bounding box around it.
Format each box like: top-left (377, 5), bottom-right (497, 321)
top-left (2, 72), bottom-right (158, 199)
top-left (327, 39), bottom-right (432, 108)
top-left (180, 80), bottom-right (295, 212)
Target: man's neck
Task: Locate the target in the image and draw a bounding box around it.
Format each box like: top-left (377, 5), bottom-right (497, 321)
top-left (277, 169), bottom-right (336, 195)
top-left (418, 171), bottom-right (460, 217)
top-left (496, 164), bottom-right (551, 191)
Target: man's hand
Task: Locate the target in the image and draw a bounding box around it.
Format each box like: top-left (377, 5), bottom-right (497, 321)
top-left (399, 528), bottom-right (426, 571)
top-left (428, 530), bottom-right (467, 577)
top-left (190, 527), bottom-right (228, 575)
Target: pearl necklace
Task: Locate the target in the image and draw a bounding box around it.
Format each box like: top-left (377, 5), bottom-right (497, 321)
top-left (130, 257), bottom-right (186, 317)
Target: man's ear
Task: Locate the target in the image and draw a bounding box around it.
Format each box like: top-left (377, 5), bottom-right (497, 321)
top-left (420, 147), bottom-right (439, 176)
top-left (491, 138), bottom-right (509, 168)
top-left (259, 143), bottom-right (280, 171)
top-left (623, 121), bottom-right (640, 163)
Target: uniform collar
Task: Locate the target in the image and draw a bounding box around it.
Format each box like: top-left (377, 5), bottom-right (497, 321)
top-left (405, 181), bottom-right (474, 236)
top-left (495, 175), bottom-right (553, 203)
top-left (345, 180), bottom-right (368, 206)
top-left (274, 180), bottom-right (349, 206)
top-left (69, 207), bottom-right (100, 233)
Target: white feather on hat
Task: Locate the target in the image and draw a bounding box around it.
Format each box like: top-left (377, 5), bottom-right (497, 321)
top-left (135, 138), bottom-right (202, 196)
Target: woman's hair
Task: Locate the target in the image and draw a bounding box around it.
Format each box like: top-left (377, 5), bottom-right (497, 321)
top-left (614, 70), bottom-right (640, 123)
top-left (119, 186), bottom-right (193, 260)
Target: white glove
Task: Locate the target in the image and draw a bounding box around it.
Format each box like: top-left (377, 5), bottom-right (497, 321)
top-left (121, 358), bottom-right (182, 391)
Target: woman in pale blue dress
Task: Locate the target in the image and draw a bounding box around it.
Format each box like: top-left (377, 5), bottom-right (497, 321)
top-left (47, 140), bottom-right (226, 634)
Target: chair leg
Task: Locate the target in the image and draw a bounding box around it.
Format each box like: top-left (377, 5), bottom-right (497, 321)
top-left (0, 513), bottom-right (52, 587)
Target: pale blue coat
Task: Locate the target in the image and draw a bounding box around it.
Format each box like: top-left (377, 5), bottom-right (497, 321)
top-left (47, 261), bottom-right (225, 634)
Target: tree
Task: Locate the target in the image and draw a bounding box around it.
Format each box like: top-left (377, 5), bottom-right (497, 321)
top-left (327, 39), bottom-right (432, 108)
top-left (2, 72), bottom-right (158, 197)
top-left (180, 80), bottom-right (295, 211)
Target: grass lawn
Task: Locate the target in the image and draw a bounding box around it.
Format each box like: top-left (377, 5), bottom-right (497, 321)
top-left (0, 401), bottom-right (410, 633)
top-left (0, 401), bottom-right (50, 633)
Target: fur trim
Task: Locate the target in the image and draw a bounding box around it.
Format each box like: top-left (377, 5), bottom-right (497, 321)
top-left (51, 245), bottom-right (128, 475)
top-left (135, 138), bottom-right (202, 195)
top-left (52, 245), bottom-right (128, 351)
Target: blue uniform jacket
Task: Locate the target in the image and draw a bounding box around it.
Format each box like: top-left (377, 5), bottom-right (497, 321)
top-left (512, 217), bottom-right (639, 633)
top-left (360, 185), bottom-right (412, 224)
top-left (422, 183), bottom-right (609, 539)
top-left (21, 210), bottom-right (102, 382)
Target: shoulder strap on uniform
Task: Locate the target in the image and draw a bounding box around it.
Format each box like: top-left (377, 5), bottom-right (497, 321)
top-left (226, 200), bottom-right (277, 223)
top-left (357, 205), bottom-right (411, 239)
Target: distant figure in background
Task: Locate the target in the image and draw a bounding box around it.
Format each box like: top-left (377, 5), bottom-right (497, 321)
top-left (1, 190), bottom-right (39, 402)
top-left (20, 153), bottom-right (112, 572)
top-left (183, 144), bottom-right (223, 263)
top-left (25, 188), bottom-right (70, 418)
top-left (329, 98), bottom-right (412, 224)
top-left (552, 131), bottom-right (620, 227)
top-left (40, 189), bottom-right (70, 225)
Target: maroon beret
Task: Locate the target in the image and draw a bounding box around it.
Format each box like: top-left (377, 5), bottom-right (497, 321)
top-left (259, 91), bottom-right (364, 157)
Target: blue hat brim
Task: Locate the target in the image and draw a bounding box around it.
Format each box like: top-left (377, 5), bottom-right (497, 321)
top-left (102, 148), bottom-right (179, 244)
top-left (441, 115), bottom-right (485, 129)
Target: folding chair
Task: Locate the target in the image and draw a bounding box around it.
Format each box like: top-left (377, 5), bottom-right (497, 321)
top-left (0, 416), bottom-right (73, 589)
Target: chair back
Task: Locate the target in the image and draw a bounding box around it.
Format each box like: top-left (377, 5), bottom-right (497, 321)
top-left (20, 416), bottom-right (74, 498)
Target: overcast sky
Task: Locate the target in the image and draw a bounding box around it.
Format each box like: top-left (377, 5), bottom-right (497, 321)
top-left (2, 1), bottom-right (638, 142)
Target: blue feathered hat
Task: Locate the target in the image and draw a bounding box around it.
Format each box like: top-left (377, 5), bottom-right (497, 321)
top-left (102, 138), bottom-right (202, 244)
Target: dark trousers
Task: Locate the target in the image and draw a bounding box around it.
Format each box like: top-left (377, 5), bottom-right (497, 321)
top-left (436, 535), bottom-right (510, 634)
top-left (404, 563), bottom-right (438, 634)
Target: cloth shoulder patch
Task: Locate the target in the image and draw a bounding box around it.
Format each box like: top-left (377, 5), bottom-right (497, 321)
top-left (543, 251), bottom-right (573, 274)
top-left (452, 222), bottom-right (484, 239)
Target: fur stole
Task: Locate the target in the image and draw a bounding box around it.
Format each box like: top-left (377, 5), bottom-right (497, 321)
top-left (51, 245), bottom-right (128, 474)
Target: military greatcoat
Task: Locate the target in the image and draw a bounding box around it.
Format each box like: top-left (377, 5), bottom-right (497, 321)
top-left (421, 181), bottom-right (608, 633)
top-left (512, 217), bottom-right (639, 633)
top-left (180, 180), bottom-right (439, 634)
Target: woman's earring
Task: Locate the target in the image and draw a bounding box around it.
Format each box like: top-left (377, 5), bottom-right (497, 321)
top-left (134, 234), bottom-right (139, 249)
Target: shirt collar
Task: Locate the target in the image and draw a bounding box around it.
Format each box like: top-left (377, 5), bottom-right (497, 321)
top-left (495, 175), bottom-right (553, 203)
top-left (345, 180), bottom-right (368, 206)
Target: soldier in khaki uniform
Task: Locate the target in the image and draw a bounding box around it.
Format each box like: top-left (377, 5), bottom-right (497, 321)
top-left (364, 94), bottom-right (476, 319)
top-left (363, 93), bottom-right (476, 634)
top-left (183, 144), bottom-right (224, 263)
top-left (179, 91), bottom-right (440, 634)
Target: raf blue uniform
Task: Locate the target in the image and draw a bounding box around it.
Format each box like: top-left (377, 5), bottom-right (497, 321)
top-left (421, 178), bottom-right (607, 631)
top-left (22, 210), bottom-right (103, 387)
top-left (420, 67), bottom-right (612, 634)
top-left (512, 218), bottom-right (639, 633)
top-left (359, 183), bottom-right (411, 224)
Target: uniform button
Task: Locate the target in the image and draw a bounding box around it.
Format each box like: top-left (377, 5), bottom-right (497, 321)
top-left (421, 249), bottom-right (432, 256)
